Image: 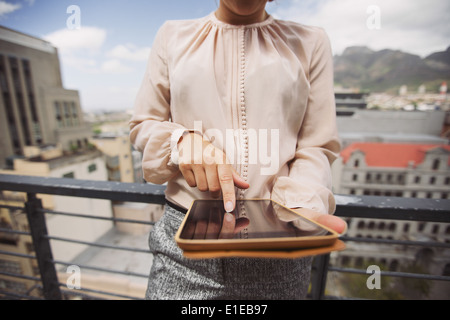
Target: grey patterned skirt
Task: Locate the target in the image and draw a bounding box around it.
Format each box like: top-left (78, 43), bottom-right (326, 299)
top-left (146, 205), bottom-right (312, 300)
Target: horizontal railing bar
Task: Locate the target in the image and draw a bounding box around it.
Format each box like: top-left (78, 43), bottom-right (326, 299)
top-left (335, 196), bottom-right (450, 222)
top-left (340, 236), bottom-right (450, 248)
top-left (0, 290), bottom-right (43, 300)
top-left (0, 227), bottom-right (31, 236)
top-left (0, 204), bottom-right (25, 211)
top-left (0, 174), bottom-right (166, 204)
top-left (44, 235), bottom-right (151, 253)
top-left (328, 266), bottom-right (450, 282)
top-left (0, 249), bottom-right (36, 259)
top-left (39, 208), bottom-right (155, 225)
top-left (59, 284), bottom-right (144, 300)
top-left (59, 289), bottom-right (103, 300)
top-left (54, 260), bottom-right (148, 278)
top-left (0, 270), bottom-right (41, 282)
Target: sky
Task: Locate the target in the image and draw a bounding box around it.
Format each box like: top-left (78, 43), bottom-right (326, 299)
top-left (0, 0), bottom-right (449, 113)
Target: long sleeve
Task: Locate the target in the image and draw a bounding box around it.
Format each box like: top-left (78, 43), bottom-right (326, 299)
top-left (271, 29), bottom-right (341, 215)
top-left (129, 23), bottom-right (186, 184)
top-left (129, 13), bottom-right (341, 210)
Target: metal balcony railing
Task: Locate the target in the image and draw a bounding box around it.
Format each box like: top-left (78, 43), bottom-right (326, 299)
top-left (0, 174), bottom-right (449, 300)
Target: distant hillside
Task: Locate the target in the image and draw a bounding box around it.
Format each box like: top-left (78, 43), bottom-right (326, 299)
top-left (334, 46), bottom-right (450, 93)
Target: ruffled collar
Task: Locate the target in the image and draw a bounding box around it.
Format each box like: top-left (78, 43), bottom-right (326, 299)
top-left (209, 11), bottom-right (274, 29)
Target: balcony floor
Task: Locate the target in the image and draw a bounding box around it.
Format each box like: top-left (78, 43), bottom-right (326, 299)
top-left (59, 227), bottom-right (153, 299)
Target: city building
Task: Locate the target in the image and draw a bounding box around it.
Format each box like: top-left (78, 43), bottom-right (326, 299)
top-left (90, 133), bottom-right (162, 235)
top-left (331, 142), bottom-right (450, 291)
top-left (335, 90), bottom-right (369, 116)
top-left (334, 142), bottom-right (450, 199)
top-left (336, 109), bottom-right (447, 148)
top-left (90, 134), bottom-right (135, 184)
top-left (0, 26), bottom-right (92, 168)
top-left (0, 26), bottom-right (117, 298)
top-left (0, 145), bottom-right (114, 297)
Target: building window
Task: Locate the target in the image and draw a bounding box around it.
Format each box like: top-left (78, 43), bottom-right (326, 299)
top-left (432, 224), bottom-right (439, 234)
top-left (63, 172), bottom-right (74, 179)
top-left (354, 159), bottom-right (360, 168)
top-left (64, 102), bottom-right (72, 126)
top-left (430, 176), bottom-right (436, 185)
top-left (432, 159), bottom-right (440, 171)
top-left (71, 102), bottom-right (79, 126)
top-left (0, 55), bottom-right (21, 153)
top-left (88, 163), bottom-right (97, 173)
top-left (352, 174), bottom-right (358, 181)
top-left (9, 56), bottom-right (32, 146)
top-left (55, 102), bottom-right (63, 128)
top-left (414, 176), bottom-right (421, 184)
top-left (22, 59), bottom-right (42, 144)
top-left (403, 223), bottom-right (410, 232)
top-left (418, 222), bottom-right (426, 232)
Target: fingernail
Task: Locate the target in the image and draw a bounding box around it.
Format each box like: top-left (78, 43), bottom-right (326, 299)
top-left (225, 212), bottom-right (234, 222)
top-left (225, 201), bottom-right (234, 213)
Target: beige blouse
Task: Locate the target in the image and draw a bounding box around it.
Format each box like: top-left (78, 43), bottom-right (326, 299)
top-left (129, 12), bottom-right (340, 215)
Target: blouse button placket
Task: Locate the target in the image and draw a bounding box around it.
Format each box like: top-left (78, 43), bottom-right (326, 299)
top-left (238, 27), bottom-right (249, 237)
top-left (239, 28), bottom-right (249, 185)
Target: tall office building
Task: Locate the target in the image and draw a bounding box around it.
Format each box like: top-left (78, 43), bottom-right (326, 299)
top-left (0, 26), bottom-right (91, 168)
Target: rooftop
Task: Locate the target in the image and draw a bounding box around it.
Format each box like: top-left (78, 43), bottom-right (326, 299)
top-left (341, 142), bottom-right (450, 168)
top-left (0, 26), bottom-right (56, 54)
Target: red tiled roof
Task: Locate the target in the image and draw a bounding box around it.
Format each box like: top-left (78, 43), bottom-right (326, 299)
top-left (341, 143), bottom-right (450, 168)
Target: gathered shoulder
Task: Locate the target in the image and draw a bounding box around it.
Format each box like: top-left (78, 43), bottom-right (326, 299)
top-left (274, 18), bottom-right (328, 40)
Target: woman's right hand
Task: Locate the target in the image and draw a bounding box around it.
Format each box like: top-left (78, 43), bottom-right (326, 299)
top-left (177, 132), bottom-right (249, 212)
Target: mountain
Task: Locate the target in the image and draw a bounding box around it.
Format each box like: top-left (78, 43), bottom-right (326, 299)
top-left (334, 46), bottom-right (450, 93)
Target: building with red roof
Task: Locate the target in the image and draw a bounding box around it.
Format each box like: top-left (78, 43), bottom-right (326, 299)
top-left (334, 142), bottom-right (450, 199)
top-left (332, 142), bottom-right (450, 278)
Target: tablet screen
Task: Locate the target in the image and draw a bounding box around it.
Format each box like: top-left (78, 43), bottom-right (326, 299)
top-left (179, 199), bottom-right (332, 240)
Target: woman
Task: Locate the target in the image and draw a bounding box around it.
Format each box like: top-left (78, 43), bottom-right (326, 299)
top-left (129, 0), bottom-right (347, 300)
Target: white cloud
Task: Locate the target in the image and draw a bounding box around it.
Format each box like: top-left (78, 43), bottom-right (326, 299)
top-left (271, 0), bottom-right (450, 57)
top-left (101, 59), bottom-right (133, 74)
top-left (43, 28), bottom-right (151, 111)
top-left (44, 26), bottom-right (107, 54)
top-left (107, 44), bottom-right (151, 62)
top-left (79, 84), bottom-right (140, 112)
top-left (0, 1), bottom-right (21, 17)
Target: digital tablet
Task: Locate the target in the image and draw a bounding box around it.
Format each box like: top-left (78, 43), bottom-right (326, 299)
top-left (175, 199), bottom-right (339, 252)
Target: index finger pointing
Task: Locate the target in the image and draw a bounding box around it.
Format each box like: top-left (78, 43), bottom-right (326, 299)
top-left (217, 164), bottom-right (236, 212)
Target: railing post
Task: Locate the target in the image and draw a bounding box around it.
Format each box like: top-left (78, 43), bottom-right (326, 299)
top-left (25, 193), bottom-right (62, 300)
top-left (310, 254), bottom-right (330, 300)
